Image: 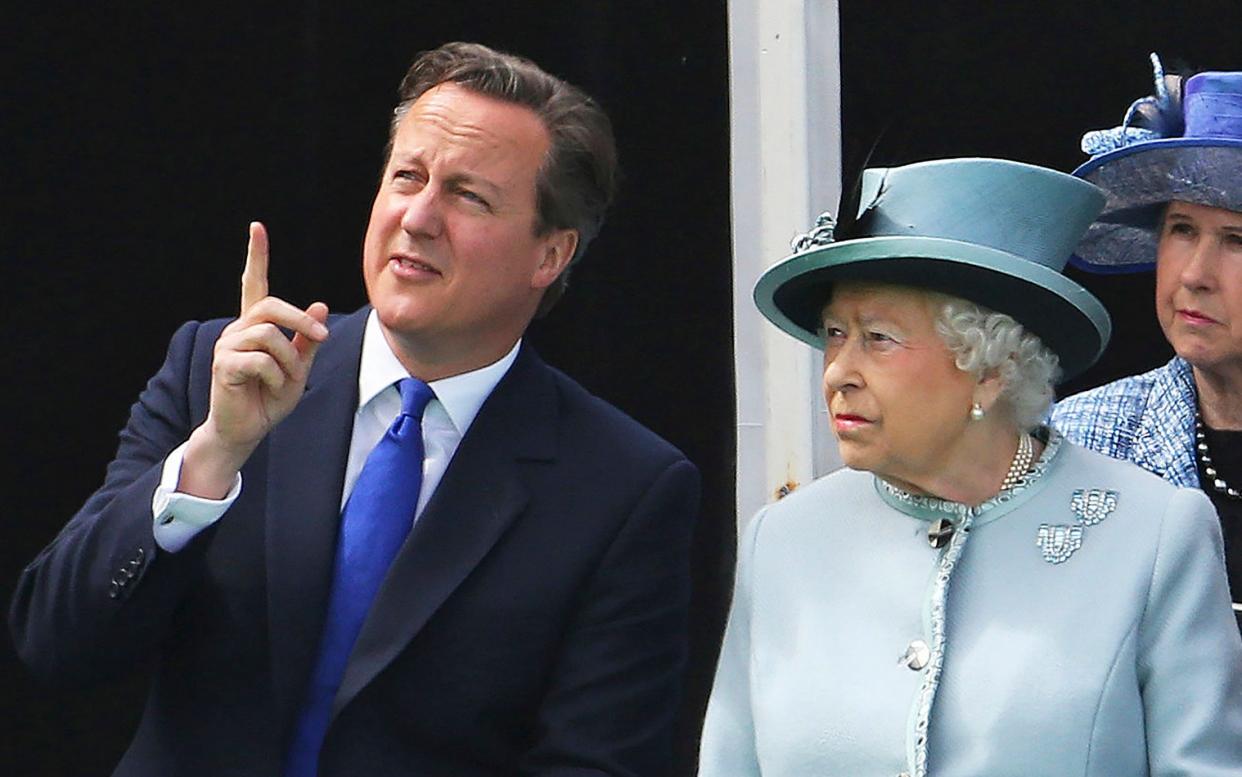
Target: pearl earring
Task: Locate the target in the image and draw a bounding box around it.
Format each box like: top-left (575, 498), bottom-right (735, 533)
top-left (970, 402), bottom-right (985, 421)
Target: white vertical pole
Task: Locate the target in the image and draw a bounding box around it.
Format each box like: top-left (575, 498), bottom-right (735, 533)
top-left (803, 2), bottom-right (844, 479)
top-left (729, 0), bottom-right (843, 530)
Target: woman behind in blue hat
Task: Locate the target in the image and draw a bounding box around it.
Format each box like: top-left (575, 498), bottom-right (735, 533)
top-left (699, 157), bottom-right (1242, 776)
top-left (1052, 56), bottom-right (1242, 632)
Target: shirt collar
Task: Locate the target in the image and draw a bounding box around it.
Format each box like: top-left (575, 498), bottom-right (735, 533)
top-left (358, 310), bottom-right (520, 436)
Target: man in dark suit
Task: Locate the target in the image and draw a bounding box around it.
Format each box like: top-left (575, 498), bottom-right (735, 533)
top-left (10, 42), bottom-right (699, 776)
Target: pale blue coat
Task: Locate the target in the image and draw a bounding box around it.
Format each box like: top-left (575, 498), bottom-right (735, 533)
top-left (699, 435), bottom-right (1242, 776)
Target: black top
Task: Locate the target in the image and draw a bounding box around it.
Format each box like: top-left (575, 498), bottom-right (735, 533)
top-left (1194, 422), bottom-right (1242, 633)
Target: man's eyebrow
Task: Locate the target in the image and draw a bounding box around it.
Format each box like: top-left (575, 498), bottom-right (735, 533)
top-left (386, 154), bottom-right (504, 195)
top-left (443, 172), bottom-right (503, 196)
top-left (389, 149), bottom-right (421, 164)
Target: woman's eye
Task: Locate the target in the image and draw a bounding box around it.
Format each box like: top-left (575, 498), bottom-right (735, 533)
top-left (1167, 221), bottom-right (1195, 236)
top-left (822, 326), bottom-right (845, 339)
top-left (867, 331), bottom-right (894, 343)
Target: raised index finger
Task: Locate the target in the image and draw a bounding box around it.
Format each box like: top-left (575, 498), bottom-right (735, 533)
top-left (240, 221), bottom-right (270, 315)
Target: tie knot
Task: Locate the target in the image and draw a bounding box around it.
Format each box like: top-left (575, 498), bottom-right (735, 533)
top-left (396, 378), bottom-right (436, 420)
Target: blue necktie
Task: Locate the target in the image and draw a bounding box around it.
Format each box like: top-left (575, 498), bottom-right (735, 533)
top-left (284, 378), bottom-right (436, 777)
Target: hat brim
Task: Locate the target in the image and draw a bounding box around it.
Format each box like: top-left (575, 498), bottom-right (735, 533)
top-left (1070, 140), bottom-right (1242, 273)
top-left (754, 236), bottom-right (1112, 381)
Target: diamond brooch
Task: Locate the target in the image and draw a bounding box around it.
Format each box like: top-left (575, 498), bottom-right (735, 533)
top-left (1037, 489), bottom-right (1118, 564)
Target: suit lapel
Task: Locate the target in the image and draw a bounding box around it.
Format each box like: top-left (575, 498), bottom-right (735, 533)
top-left (266, 306), bottom-right (369, 731)
top-left (332, 344), bottom-right (558, 719)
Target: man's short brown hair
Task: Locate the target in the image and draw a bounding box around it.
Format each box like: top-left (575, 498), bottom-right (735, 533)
top-left (389, 42), bottom-right (618, 316)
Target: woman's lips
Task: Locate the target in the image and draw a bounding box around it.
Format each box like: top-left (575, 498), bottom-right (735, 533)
top-left (1178, 308), bottom-right (1219, 326)
top-left (832, 413), bottom-right (873, 432)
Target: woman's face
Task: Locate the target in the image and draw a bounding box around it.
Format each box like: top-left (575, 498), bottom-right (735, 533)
top-left (1155, 201), bottom-right (1242, 377)
top-left (820, 282), bottom-right (980, 488)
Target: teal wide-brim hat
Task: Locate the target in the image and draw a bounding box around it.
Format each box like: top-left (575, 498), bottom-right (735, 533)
top-left (754, 157), bottom-right (1112, 381)
top-left (1071, 55), bottom-right (1242, 273)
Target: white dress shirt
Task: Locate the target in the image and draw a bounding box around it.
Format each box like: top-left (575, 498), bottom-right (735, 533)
top-left (151, 311), bottom-right (519, 552)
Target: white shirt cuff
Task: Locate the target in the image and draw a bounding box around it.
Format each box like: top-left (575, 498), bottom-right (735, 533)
top-left (151, 440), bottom-right (242, 553)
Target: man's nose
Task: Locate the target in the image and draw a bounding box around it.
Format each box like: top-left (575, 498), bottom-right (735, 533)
top-left (400, 186), bottom-right (445, 238)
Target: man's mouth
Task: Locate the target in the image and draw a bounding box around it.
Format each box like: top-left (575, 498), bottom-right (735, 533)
top-left (390, 254), bottom-right (442, 277)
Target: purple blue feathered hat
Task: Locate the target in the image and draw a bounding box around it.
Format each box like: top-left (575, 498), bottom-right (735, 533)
top-left (1071, 54), bottom-right (1242, 273)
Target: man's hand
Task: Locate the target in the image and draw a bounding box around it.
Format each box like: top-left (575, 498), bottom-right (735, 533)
top-left (179, 222), bottom-right (329, 498)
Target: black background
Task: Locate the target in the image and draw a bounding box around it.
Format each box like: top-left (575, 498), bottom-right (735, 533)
top-left (839, 2), bottom-right (1240, 396)
top-left (4, 2), bottom-right (1239, 775)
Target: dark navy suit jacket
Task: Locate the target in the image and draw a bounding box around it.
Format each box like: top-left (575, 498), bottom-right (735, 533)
top-left (11, 306), bottom-right (700, 776)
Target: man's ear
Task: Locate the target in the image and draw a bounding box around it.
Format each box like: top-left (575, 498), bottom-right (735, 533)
top-left (532, 229), bottom-right (578, 289)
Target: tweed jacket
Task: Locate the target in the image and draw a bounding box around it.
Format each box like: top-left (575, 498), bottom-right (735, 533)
top-left (698, 434), bottom-right (1242, 777)
top-left (1051, 357), bottom-right (1199, 488)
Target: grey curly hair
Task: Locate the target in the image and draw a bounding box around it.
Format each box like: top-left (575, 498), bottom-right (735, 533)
top-left (930, 293), bottom-right (1061, 431)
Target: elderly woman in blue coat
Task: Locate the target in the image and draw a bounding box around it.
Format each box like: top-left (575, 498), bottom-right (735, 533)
top-left (699, 157), bottom-right (1242, 776)
top-left (1051, 58), bottom-right (1242, 630)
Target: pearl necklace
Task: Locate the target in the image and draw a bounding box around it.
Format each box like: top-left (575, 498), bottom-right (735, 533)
top-left (1000, 433), bottom-right (1034, 491)
top-left (1194, 410), bottom-right (1242, 500)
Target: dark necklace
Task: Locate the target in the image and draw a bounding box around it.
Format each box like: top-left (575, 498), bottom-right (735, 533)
top-left (1195, 409), bottom-right (1242, 500)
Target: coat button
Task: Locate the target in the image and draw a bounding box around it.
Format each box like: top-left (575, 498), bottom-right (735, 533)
top-left (927, 518), bottom-right (955, 548)
top-left (899, 639), bottom-right (931, 671)
top-left (108, 581), bottom-right (121, 599)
